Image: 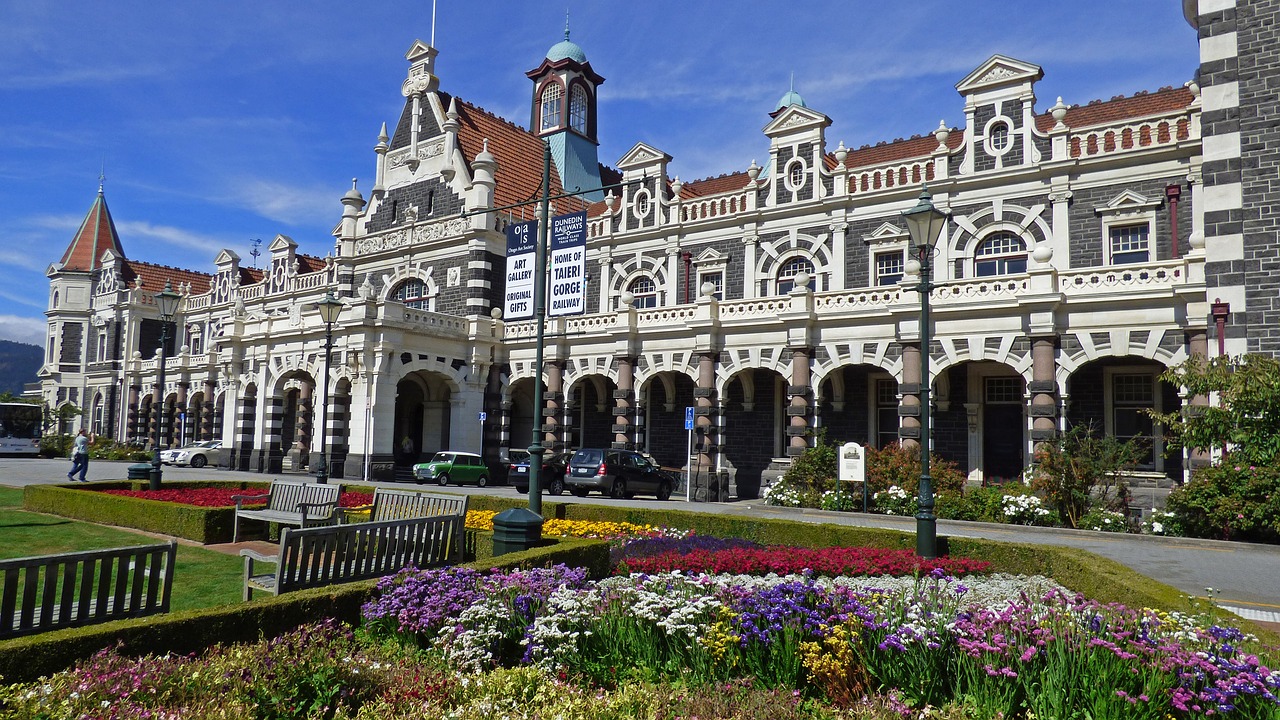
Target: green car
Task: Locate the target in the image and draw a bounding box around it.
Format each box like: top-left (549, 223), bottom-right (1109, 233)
top-left (413, 451), bottom-right (491, 487)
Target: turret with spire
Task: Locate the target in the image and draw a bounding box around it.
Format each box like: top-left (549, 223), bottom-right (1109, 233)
top-left (525, 16), bottom-right (606, 200)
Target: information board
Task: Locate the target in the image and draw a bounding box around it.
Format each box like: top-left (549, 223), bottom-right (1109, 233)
top-left (548, 211), bottom-right (587, 317)
top-left (503, 220), bottom-right (537, 321)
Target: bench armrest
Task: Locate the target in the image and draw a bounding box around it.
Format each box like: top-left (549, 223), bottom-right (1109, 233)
top-left (238, 548), bottom-right (278, 564)
top-left (232, 492), bottom-right (270, 510)
top-left (297, 500), bottom-right (340, 523)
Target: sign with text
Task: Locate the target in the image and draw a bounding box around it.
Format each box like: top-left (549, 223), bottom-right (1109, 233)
top-left (548, 211), bottom-right (587, 317)
top-left (838, 442), bottom-right (866, 485)
top-left (503, 220), bottom-right (537, 321)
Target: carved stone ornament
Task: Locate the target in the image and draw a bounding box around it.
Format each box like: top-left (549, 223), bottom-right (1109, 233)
top-left (289, 302), bottom-right (302, 327)
top-left (387, 140), bottom-right (445, 169)
top-left (447, 266), bottom-right (461, 287)
top-left (354, 217), bottom-right (469, 256)
top-left (977, 65), bottom-right (1018, 84)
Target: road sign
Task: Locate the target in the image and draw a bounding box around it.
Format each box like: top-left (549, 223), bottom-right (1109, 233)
top-left (478, 411), bottom-right (487, 422)
top-left (684, 406), bottom-right (695, 430)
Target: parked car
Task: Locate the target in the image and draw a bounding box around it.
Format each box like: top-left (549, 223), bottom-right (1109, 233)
top-left (413, 451), bottom-right (491, 486)
top-left (564, 448), bottom-right (675, 500)
top-left (159, 440), bottom-right (224, 468)
top-left (509, 451), bottom-right (572, 495)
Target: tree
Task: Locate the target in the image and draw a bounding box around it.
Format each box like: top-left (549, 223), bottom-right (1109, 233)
top-left (1152, 354), bottom-right (1280, 467)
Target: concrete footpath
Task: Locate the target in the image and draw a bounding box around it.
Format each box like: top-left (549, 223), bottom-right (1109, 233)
top-left (3, 457), bottom-right (1279, 626)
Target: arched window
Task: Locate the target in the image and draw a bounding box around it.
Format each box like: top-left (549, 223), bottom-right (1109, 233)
top-left (628, 276), bottom-right (658, 309)
top-left (974, 232), bottom-right (1027, 277)
top-left (540, 83), bottom-right (563, 132)
top-left (568, 85), bottom-right (589, 133)
top-left (391, 279), bottom-right (433, 310)
top-left (776, 256), bottom-right (814, 294)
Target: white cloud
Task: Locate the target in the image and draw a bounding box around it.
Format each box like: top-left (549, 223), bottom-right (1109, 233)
top-left (114, 221), bottom-right (226, 255)
top-left (0, 314), bottom-right (47, 346)
top-left (229, 179), bottom-right (340, 226)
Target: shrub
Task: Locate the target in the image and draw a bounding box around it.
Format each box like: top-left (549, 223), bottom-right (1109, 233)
top-left (866, 442), bottom-right (966, 498)
top-left (1164, 461), bottom-right (1280, 542)
top-left (779, 433), bottom-right (839, 494)
top-left (1078, 508), bottom-right (1131, 533)
top-left (1031, 424), bottom-right (1143, 529)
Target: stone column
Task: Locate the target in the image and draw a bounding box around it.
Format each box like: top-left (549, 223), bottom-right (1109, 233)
top-left (151, 384), bottom-right (162, 449)
top-left (296, 381), bottom-right (313, 464)
top-left (126, 383), bottom-right (140, 443)
top-left (175, 382), bottom-right (188, 446)
top-left (1027, 335), bottom-right (1059, 451)
top-left (544, 361), bottom-right (563, 449)
top-left (898, 344), bottom-right (922, 448)
top-left (613, 356), bottom-right (635, 449)
top-left (786, 347), bottom-right (812, 457)
top-left (202, 379), bottom-right (216, 441)
top-left (694, 352), bottom-right (717, 470)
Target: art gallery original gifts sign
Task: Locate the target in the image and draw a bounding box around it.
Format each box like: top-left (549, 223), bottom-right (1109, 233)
top-left (503, 220), bottom-right (536, 321)
top-left (548, 211), bottom-right (587, 317)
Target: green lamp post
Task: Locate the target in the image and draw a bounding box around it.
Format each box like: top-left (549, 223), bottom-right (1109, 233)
top-left (900, 185), bottom-right (949, 559)
top-left (313, 292), bottom-right (344, 484)
top-left (149, 280), bottom-right (182, 491)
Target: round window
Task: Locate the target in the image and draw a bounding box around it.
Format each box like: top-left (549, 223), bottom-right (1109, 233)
top-left (988, 121), bottom-right (1011, 153)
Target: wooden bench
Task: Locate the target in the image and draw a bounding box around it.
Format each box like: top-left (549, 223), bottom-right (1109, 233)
top-left (239, 514), bottom-right (463, 601)
top-left (1, 541), bottom-right (177, 639)
top-left (232, 480), bottom-right (341, 542)
top-left (339, 489), bottom-right (468, 557)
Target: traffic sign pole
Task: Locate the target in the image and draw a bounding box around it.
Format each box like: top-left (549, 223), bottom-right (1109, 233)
top-left (684, 406), bottom-right (695, 502)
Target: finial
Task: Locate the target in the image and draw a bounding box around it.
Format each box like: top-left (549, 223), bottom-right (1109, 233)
top-left (98, 157), bottom-right (105, 194)
top-left (790, 72), bottom-right (795, 93)
top-left (378, 122), bottom-right (389, 143)
top-left (565, 8), bottom-right (571, 40)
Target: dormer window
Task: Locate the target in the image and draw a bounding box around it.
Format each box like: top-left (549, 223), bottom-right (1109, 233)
top-left (540, 83), bottom-right (563, 132)
top-left (391, 279), bottom-right (434, 311)
top-left (989, 121), bottom-right (1011, 152)
top-left (784, 158), bottom-right (807, 192)
top-left (569, 86), bottom-right (589, 133)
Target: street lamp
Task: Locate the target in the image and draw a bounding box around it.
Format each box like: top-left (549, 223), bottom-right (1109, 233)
top-left (150, 280), bottom-right (182, 491)
top-left (901, 185), bottom-right (949, 559)
top-left (313, 292), bottom-right (344, 484)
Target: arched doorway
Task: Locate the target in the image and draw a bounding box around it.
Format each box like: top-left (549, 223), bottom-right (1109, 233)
top-left (721, 368), bottom-right (788, 499)
top-left (1065, 356), bottom-right (1179, 477)
top-left (394, 371), bottom-right (453, 466)
top-left (932, 361), bottom-right (1026, 485)
top-left (506, 377), bottom-right (537, 455)
top-left (638, 371), bottom-right (697, 468)
top-left (233, 383), bottom-right (257, 472)
top-left (565, 374), bottom-right (616, 451)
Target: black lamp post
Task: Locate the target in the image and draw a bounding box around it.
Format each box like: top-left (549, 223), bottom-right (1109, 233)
top-left (901, 185), bottom-right (949, 559)
top-left (150, 280), bottom-right (182, 491)
top-left (313, 292), bottom-right (344, 484)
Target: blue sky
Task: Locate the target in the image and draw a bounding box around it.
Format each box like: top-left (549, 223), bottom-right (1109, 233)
top-left (0, 1), bottom-right (1199, 345)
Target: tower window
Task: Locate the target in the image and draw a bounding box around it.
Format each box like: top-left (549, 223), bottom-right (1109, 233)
top-left (569, 85), bottom-right (589, 133)
top-left (989, 122), bottom-right (1011, 152)
top-left (628, 276), bottom-right (658, 308)
top-left (776, 256), bottom-right (814, 294)
top-left (540, 83), bottom-right (563, 132)
top-left (974, 233), bottom-right (1027, 277)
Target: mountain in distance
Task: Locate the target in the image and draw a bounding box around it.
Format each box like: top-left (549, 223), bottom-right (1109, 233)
top-left (0, 340), bottom-right (42, 396)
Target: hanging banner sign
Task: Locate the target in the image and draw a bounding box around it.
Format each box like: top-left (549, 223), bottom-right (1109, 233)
top-left (548, 211), bottom-right (587, 317)
top-left (503, 220), bottom-right (536, 321)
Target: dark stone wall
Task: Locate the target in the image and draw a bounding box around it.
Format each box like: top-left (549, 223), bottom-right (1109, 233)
top-left (932, 366), bottom-right (968, 470)
top-left (1067, 176), bottom-right (1192, 268)
top-left (138, 319), bottom-right (176, 360)
top-left (816, 365), bottom-right (874, 445)
top-left (643, 373), bottom-right (697, 468)
top-left (366, 177), bottom-right (464, 233)
top-left (58, 322), bottom-right (82, 366)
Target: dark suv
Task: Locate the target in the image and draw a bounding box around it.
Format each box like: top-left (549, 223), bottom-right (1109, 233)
top-left (564, 448), bottom-right (674, 500)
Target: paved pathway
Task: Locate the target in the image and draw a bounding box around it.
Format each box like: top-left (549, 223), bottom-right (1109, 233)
top-left (3, 457), bottom-right (1277, 623)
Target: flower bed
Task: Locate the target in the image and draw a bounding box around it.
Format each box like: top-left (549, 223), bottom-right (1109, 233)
top-left (97, 487), bottom-right (374, 508)
top-left (465, 509), bottom-right (679, 541)
top-left (614, 544), bottom-right (990, 577)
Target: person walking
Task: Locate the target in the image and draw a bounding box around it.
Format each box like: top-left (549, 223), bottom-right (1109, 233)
top-left (67, 429), bottom-right (90, 482)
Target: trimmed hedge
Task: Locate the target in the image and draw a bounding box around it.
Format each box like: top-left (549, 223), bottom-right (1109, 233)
top-left (0, 535), bottom-right (610, 683)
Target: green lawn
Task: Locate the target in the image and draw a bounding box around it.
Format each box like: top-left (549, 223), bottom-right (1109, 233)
top-left (0, 487), bottom-right (246, 611)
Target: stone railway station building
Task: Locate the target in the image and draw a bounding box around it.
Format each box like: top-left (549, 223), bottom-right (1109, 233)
top-left (38, 1), bottom-right (1278, 495)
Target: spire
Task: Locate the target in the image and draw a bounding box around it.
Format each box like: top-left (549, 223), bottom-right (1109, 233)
top-left (59, 187), bottom-right (125, 272)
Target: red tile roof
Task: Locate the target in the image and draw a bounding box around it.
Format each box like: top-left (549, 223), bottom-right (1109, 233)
top-left (122, 260), bottom-right (212, 295)
top-left (681, 172), bottom-right (751, 198)
top-left (1035, 86), bottom-right (1193, 132)
top-left (60, 191), bottom-right (125, 272)
top-left (447, 93), bottom-right (571, 214)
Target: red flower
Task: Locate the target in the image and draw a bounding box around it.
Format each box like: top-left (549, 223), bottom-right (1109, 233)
top-left (95, 487), bottom-right (374, 508)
